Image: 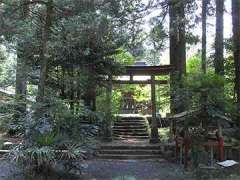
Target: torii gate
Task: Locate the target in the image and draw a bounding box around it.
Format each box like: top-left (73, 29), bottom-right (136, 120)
top-left (103, 64), bottom-right (175, 144)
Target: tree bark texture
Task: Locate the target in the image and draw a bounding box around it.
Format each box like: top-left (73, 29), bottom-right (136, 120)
top-left (169, 0), bottom-right (186, 114)
top-left (15, 0), bottom-right (31, 112)
top-left (215, 0), bottom-right (224, 76)
top-left (37, 0), bottom-right (54, 102)
top-left (202, 0), bottom-right (207, 73)
top-left (232, 0), bottom-right (240, 105)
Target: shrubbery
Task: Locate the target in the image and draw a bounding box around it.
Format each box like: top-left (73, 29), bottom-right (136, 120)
top-left (2, 94), bottom-right (102, 178)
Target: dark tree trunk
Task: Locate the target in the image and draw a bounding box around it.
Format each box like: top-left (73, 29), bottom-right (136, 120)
top-left (178, 0), bottom-right (186, 78)
top-left (15, 0), bottom-right (30, 112)
top-left (215, 0), bottom-right (224, 76)
top-left (22, 0), bottom-right (30, 18)
top-left (169, 0), bottom-right (178, 114)
top-left (82, 65), bottom-right (97, 111)
top-left (37, 0), bottom-right (53, 102)
top-left (15, 47), bottom-right (27, 112)
top-left (169, 0), bottom-right (178, 73)
top-left (69, 66), bottom-right (75, 112)
top-left (232, 0), bottom-right (240, 105)
top-left (169, 0), bottom-right (186, 114)
top-left (60, 68), bottom-right (66, 98)
top-left (202, 0), bottom-right (207, 73)
top-left (83, 88), bottom-right (96, 111)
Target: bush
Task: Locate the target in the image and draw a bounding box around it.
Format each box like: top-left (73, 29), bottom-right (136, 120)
top-left (173, 71), bottom-right (237, 127)
top-left (0, 99), bottom-right (26, 135)
top-left (7, 95), bottom-right (100, 178)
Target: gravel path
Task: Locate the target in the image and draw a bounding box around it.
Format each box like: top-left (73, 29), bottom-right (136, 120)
top-left (1, 159), bottom-right (240, 180)
top-left (81, 160), bottom-right (185, 180)
top-left (0, 161), bottom-right (20, 180)
top-left (0, 159), bottom-right (184, 180)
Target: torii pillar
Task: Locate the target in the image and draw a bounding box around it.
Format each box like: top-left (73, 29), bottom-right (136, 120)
top-left (150, 75), bottom-right (160, 143)
top-left (103, 75), bottom-right (113, 142)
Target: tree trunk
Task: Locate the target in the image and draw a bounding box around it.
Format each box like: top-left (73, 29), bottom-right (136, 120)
top-left (177, 1), bottom-right (186, 78)
top-left (37, 0), bottom-right (53, 102)
top-left (15, 47), bottom-right (27, 112)
top-left (22, 0), bottom-right (30, 18)
top-left (169, 0), bottom-right (178, 73)
top-left (169, 0), bottom-right (178, 114)
top-left (169, 0), bottom-right (186, 114)
top-left (202, 0), bottom-right (207, 73)
top-left (232, 0), bottom-right (240, 105)
top-left (215, 0), bottom-right (224, 76)
top-left (15, 0), bottom-right (30, 112)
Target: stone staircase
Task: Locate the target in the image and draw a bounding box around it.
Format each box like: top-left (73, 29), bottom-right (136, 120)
top-left (98, 143), bottom-right (163, 160)
top-left (113, 115), bottom-right (149, 140)
top-left (98, 115), bottom-right (163, 160)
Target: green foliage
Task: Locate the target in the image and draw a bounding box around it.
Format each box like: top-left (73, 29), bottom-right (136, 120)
top-left (0, 47), bottom-right (6, 75)
top-left (111, 89), bottom-right (122, 114)
top-left (30, 94), bottom-right (101, 142)
top-left (96, 87), bottom-right (121, 115)
top-left (184, 72), bottom-right (225, 92)
top-left (144, 50), bottom-right (161, 66)
top-left (0, 47), bottom-right (16, 88)
top-left (225, 55), bottom-right (235, 100)
top-left (133, 85), bottom-right (151, 102)
top-left (5, 93), bottom-right (100, 176)
top-left (0, 99), bottom-right (25, 135)
top-left (187, 54), bottom-right (202, 74)
top-left (148, 17), bottom-right (168, 52)
top-left (186, 54), bottom-right (237, 117)
top-left (10, 145), bottom-right (55, 170)
top-left (177, 71), bottom-right (237, 127)
top-left (34, 132), bottom-right (58, 147)
top-left (0, 0), bottom-right (150, 121)
top-left (113, 49), bottom-right (135, 65)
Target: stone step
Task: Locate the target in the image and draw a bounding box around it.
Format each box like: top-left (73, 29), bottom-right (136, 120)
top-left (113, 135), bottom-right (149, 139)
top-left (116, 118), bottom-right (147, 121)
top-left (118, 117), bottom-right (145, 121)
top-left (113, 125), bottom-right (148, 129)
top-left (116, 120), bottom-right (147, 123)
top-left (99, 149), bottom-right (161, 155)
top-left (100, 145), bottom-right (161, 150)
top-left (113, 132), bottom-right (149, 136)
top-left (113, 129), bottom-right (147, 133)
top-left (114, 122), bottom-right (146, 126)
top-left (97, 154), bottom-right (162, 160)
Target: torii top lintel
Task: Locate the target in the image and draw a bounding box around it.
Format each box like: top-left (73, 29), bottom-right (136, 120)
top-left (117, 65), bottom-right (175, 76)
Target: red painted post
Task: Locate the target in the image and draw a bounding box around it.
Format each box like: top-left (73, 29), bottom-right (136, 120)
top-left (218, 137), bottom-right (224, 161)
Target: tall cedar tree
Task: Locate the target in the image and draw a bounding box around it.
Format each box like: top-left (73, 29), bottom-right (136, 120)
top-left (202, 0), bottom-right (207, 73)
top-left (37, 0), bottom-right (54, 102)
top-left (215, 0), bottom-right (224, 76)
top-left (15, 0), bottom-right (30, 111)
top-left (232, 0), bottom-right (240, 105)
top-left (169, 0), bottom-right (186, 114)
top-left (178, 1), bottom-right (186, 77)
